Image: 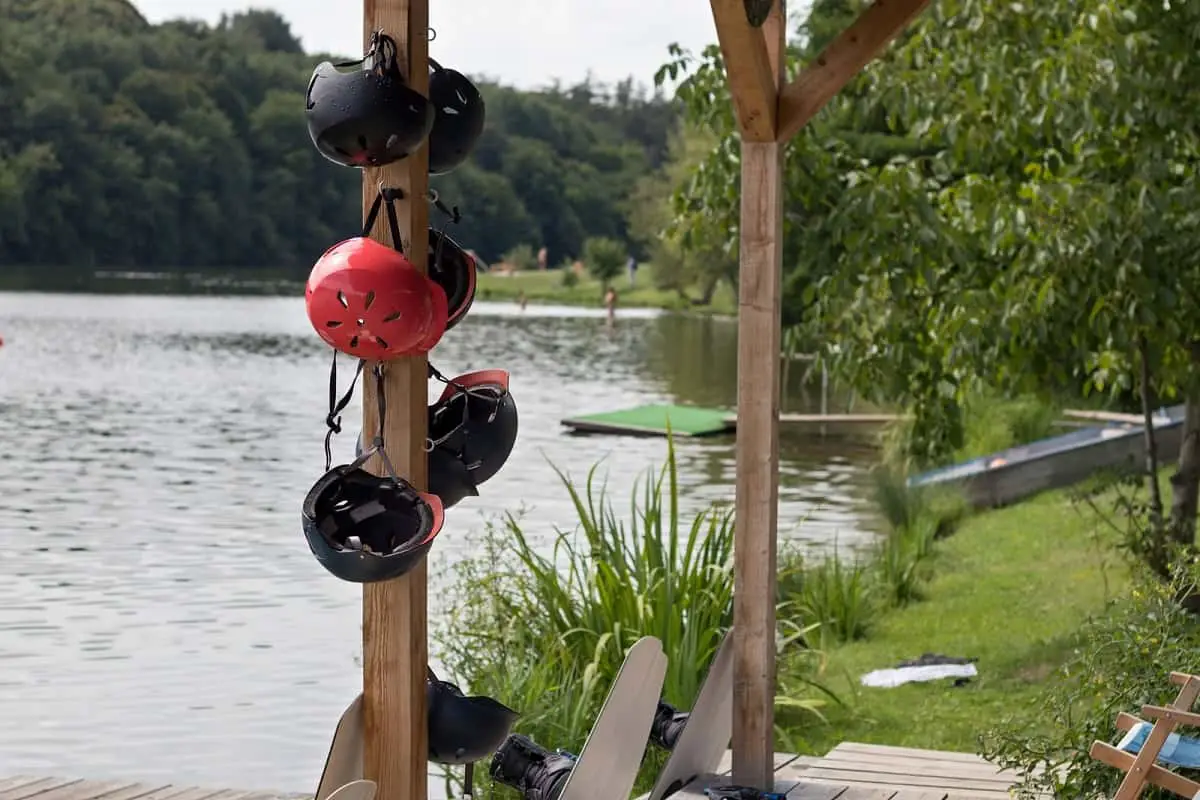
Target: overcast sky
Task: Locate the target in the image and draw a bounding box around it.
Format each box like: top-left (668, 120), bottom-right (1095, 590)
top-left (134, 0), bottom-right (809, 91)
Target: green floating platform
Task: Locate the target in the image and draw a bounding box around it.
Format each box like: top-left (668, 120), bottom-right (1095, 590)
top-left (561, 404), bottom-right (734, 437)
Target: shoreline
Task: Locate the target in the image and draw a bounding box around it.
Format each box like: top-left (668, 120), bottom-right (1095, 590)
top-left (474, 269), bottom-right (737, 315)
top-left (0, 268), bottom-right (738, 316)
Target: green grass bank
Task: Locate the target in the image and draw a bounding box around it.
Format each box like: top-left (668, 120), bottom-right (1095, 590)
top-left (780, 487), bottom-right (1129, 755)
top-left (475, 268), bottom-right (736, 314)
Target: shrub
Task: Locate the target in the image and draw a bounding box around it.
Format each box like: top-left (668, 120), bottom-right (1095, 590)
top-left (502, 243), bottom-right (538, 271)
top-left (582, 236), bottom-right (626, 287)
top-left (880, 391), bottom-right (1061, 472)
top-left (980, 562), bottom-right (1200, 799)
top-left (560, 267), bottom-right (579, 288)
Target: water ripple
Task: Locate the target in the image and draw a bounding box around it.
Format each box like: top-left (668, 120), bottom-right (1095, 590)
top-left (0, 292), bottom-right (879, 794)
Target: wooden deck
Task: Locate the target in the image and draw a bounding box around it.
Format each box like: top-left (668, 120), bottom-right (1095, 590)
top-left (0, 777), bottom-right (304, 800)
top-left (672, 742), bottom-right (1042, 800)
top-left (6, 743), bottom-right (1041, 800)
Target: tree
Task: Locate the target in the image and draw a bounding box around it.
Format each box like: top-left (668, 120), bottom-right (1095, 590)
top-left (0, 0), bottom-right (682, 274)
top-left (660, 0), bottom-right (1200, 557)
top-left (582, 237), bottom-right (626, 288)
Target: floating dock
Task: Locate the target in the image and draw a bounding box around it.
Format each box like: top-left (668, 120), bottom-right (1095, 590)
top-left (561, 404), bottom-right (903, 437)
top-left (561, 404), bottom-right (734, 437)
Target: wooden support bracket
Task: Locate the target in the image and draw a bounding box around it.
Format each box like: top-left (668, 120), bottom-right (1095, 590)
top-left (710, 0), bottom-right (780, 141)
top-left (776, 0), bottom-right (932, 143)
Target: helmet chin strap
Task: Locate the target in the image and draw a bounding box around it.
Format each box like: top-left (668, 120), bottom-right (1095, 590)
top-left (324, 351), bottom-right (366, 472)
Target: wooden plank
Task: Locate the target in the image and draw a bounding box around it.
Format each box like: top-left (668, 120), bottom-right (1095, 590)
top-left (717, 751), bottom-right (806, 775)
top-left (89, 785), bottom-right (174, 800)
top-left (776, 0), bottom-right (932, 142)
top-left (788, 784), bottom-right (849, 800)
top-left (816, 753), bottom-right (1020, 781)
top-left (0, 780), bottom-right (84, 800)
top-left (731, 0), bottom-right (786, 777)
top-left (827, 744), bottom-right (994, 765)
top-left (801, 768), bottom-right (1016, 796)
top-left (132, 789), bottom-right (227, 800)
top-left (0, 783), bottom-right (40, 795)
top-left (358, 1), bottom-right (431, 800)
top-left (708, 0), bottom-right (779, 141)
top-left (887, 793), bottom-right (948, 800)
top-left (1141, 702), bottom-right (1200, 727)
top-left (32, 781), bottom-right (137, 800)
top-left (833, 790), bottom-right (896, 800)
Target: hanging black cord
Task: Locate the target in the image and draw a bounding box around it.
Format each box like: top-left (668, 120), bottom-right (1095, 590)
top-left (324, 351), bottom-right (366, 471)
top-left (360, 364), bottom-right (404, 484)
top-left (362, 186), bottom-right (407, 252)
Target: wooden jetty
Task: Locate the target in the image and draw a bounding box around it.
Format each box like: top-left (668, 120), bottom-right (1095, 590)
top-left (3, 743), bottom-right (1043, 800)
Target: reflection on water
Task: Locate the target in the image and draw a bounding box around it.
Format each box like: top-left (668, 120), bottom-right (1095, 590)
top-left (0, 293), bottom-right (878, 794)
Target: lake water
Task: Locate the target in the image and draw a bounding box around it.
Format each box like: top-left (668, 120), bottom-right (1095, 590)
top-left (0, 292), bottom-right (879, 795)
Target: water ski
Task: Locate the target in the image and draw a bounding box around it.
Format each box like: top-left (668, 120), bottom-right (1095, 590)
top-left (648, 629), bottom-right (736, 800)
top-left (323, 780), bottom-right (377, 800)
top-left (556, 636), bottom-right (668, 800)
top-left (315, 694), bottom-right (364, 800)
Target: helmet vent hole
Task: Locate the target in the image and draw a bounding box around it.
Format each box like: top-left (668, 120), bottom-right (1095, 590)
top-left (349, 335), bottom-right (360, 349)
top-left (336, 291), bottom-right (349, 309)
top-left (364, 290), bottom-right (376, 310)
top-left (383, 311), bottom-right (402, 323)
top-left (326, 320), bottom-right (343, 328)
top-left (356, 318), bottom-right (366, 327)
top-left (376, 335), bottom-right (390, 350)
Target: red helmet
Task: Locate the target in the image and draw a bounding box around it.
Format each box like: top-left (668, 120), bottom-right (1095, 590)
top-left (306, 237), bottom-right (447, 360)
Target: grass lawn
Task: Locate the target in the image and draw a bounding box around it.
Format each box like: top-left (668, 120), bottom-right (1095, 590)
top-left (781, 488), bottom-right (1131, 755)
top-left (475, 267), bottom-right (737, 315)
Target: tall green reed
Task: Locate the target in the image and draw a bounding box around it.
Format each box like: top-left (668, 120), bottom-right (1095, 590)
top-left (434, 433), bottom-right (834, 796)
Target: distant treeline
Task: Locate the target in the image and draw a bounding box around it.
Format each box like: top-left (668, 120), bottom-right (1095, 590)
top-left (0, 0), bottom-right (680, 275)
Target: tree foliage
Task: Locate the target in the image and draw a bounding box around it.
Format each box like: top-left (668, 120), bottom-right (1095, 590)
top-left (582, 236), bottom-right (625, 287)
top-left (0, 0), bottom-right (680, 274)
top-left (659, 0), bottom-right (1200, 478)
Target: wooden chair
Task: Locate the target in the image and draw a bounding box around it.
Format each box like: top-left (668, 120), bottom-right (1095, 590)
top-left (1090, 671), bottom-right (1200, 799)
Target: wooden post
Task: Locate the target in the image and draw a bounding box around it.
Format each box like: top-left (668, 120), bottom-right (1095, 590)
top-left (359, 0), bottom-right (430, 799)
top-left (731, 0), bottom-right (785, 789)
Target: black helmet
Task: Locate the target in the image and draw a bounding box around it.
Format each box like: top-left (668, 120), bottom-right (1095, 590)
top-left (428, 229), bottom-right (477, 331)
top-left (429, 369), bottom-right (518, 488)
top-left (306, 32), bottom-right (435, 168)
top-left (354, 429), bottom-right (480, 512)
top-left (302, 455), bottom-right (444, 584)
top-left (427, 668), bottom-right (519, 764)
top-left (426, 59), bottom-right (485, 175)
top-left (356, 368), bottom-right (517, 510)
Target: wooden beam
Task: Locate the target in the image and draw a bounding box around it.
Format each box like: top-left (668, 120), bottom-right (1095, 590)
top-left (776, 0), bottom-right (932, 142)
top-left (710, 0), bottom-right (780, 141)
top-left (359, 0), bottom-right (430, 799)
top-left (731, 0), bottom-right (785, 790)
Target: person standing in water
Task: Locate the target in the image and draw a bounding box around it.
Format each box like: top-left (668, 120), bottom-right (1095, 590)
top-left (604, 286), bottom-right (618, 326)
